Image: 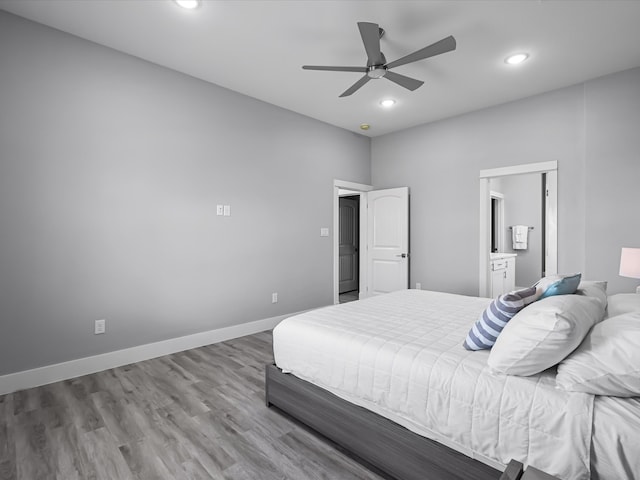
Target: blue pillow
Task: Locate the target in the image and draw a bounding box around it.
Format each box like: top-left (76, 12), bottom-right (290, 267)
top-left (538, 273), bottom-right (582, 299)
top-left (463, 286), bottom-right (539, 351)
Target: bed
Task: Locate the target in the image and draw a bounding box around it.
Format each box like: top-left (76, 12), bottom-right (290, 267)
top-left (266, 288), bottom-right (640, 480)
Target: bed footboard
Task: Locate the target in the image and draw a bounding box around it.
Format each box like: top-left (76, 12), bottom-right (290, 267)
top-left (265, 364), bottom-right (500, 480)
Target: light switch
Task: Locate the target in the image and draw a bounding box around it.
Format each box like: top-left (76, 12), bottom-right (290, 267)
top-left (216, 205), bottom-right (224, 216)
top-left (320, 227), bottom-right (329, 237)
top-left (223, 205), bottom-right (231, 216)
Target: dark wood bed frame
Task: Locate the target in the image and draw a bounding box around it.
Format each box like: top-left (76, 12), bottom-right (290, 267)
top-left (266, 364), bottom-right (510, 480)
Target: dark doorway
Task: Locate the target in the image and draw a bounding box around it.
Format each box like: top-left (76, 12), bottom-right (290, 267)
top-left (339, 195), bottom-right (359, 302)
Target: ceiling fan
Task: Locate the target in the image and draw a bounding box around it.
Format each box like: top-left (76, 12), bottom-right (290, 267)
top-left (302, 22), bottom-right (456, 97)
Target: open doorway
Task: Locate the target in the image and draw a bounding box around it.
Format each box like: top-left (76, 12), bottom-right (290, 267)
top-left (338, 195), bottom-right (360, 303)
top-left (479, 161), bottom-right (558, 297)
top-left (333, 180), bottom-right (409, 304)
top-left (489, 174), bottom-right (546, 287)
top-left (333, 180), bottom-right (372, 305)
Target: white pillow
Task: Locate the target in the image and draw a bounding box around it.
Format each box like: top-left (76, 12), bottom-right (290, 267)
top-left (607, 293), bottom-right (640, 318)
top-left (556, 312), bottom-right (640, 396)
top-left (575, 280), bottom-right (608, 310)
top-left (488, 295), bottom-right (605, 376)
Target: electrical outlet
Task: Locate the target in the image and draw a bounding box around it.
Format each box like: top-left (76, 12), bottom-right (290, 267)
top-left (223, 205), bottom-right (231, 216)
top-left (415, 282), bottom-right (422, 290)
top-left (272, 292), bottom-right (278, 304)
top-left (94, 319), bottom-right (106, 335)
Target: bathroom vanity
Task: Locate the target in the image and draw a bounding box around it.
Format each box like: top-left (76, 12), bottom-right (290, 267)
top-left (489, 253), bottom-right (517, 298)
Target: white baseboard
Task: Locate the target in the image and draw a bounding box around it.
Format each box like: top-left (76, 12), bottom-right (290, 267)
top-left (0, 313), bottom-right (293, 396)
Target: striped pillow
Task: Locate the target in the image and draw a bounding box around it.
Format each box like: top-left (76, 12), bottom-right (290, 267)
top-left (463, 286), bottom-right (539, 350)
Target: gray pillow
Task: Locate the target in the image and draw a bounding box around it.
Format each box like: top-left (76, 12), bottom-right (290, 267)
top-left (575, 280), bottom-right (608, 310)
top-left (607, 293), bottom-right (640, 318)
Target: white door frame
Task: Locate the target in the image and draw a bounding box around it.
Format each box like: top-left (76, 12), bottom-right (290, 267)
top-left (544, 171), bottom-right (558, 277)
top-left (333, 180), bottom-right (373, 305)
top-left (479, 161), bottom-right (558, 297)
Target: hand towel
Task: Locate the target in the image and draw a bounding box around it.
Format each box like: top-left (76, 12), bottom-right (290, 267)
top-left (512, 225), bottom-right (529, 250)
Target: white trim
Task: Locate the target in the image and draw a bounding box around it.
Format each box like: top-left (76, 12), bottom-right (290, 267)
top-left (479, 177), bottom-right (490, 297)
top-left (0, 313), bottom-right (294, 396)
top-left (479, 160), bottom-right (557, 179)
top-left (479, 161), bottom-right (558, 297)
top-left (333, 180), bottom-right (373, 305)
top-left (334, 180), bottom-right (373, 192)
top-left (338, 188), bottom-right (361, 196)
top-left (545, 171), bottom-right (558, 276)
top-left (358, 194), bottom-right (368, 299)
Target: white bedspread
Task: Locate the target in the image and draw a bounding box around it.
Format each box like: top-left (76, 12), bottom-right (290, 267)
top-left (273, 289), bottom-right (594, 480)
top-left (592, 395), bottom-right (640, 479)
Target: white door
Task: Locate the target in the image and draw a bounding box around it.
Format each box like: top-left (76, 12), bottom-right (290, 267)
top-left (366, 187), bottom-right (409, 296)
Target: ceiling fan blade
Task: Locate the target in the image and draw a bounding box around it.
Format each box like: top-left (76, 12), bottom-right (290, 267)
top-left (302, 65), bottom-right (368, 72)
top-left (384, 71), bottom-right (424, 91)
top-left (339, 75), bottom-right (371, 97)
top-left (386, 35), bottom-right (456, 70)
top-left (358, 22), bottom-right (385, 65)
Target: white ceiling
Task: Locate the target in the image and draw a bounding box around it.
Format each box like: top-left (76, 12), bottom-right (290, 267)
top-left (2, 0), bottom-right (640, 137)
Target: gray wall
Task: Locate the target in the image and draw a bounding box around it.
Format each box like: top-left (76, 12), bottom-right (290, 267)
top-left (372, 67), bottom-right (640, 296)
top-left (0, 11), bottom-right (371, 375)
top-left (585, 68), bottom-right (640, 294)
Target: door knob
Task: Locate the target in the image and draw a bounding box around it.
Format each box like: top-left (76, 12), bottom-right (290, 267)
top-left (396, 253), bottom-right (408, 258)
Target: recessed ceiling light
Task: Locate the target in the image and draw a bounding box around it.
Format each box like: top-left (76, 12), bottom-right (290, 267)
top-left (380, 99), bottom-right (396, 108)
top-left (505, 53), bottom-right (529, 65)
top-left (174, 0), bottom-right (199, 9)
top-left (360, 124), bottom-right (370, 131)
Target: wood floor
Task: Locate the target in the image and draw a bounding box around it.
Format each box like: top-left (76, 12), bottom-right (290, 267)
top-left (0, 331), bottom-right (388, 480)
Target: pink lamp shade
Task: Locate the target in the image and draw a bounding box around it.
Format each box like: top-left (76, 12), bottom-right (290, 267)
top-left (619, 247), bottom-right (640, 279)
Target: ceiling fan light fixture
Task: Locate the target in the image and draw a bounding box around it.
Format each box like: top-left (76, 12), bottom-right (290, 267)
top-left (174, 0), bottom-right (200, 9)
top-left (505, 53), bottom-right (529, 65)
top-left (367, 66), bottom-right (387, 79)
top-left (380, 99), bottom-right (396, 108)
